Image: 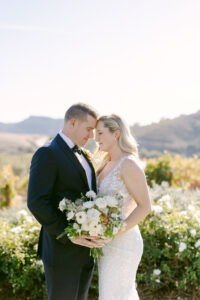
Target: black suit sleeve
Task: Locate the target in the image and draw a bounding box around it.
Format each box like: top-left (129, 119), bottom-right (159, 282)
top-left (27, 147), bottom-right (68, 245)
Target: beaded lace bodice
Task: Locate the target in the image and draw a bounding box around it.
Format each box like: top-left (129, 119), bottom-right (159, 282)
top-left (98, 155), bottom-right (137, 220)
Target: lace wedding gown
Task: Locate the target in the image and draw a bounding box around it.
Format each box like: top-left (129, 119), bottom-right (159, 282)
top-left (98, 155), bottom-right (143, 300)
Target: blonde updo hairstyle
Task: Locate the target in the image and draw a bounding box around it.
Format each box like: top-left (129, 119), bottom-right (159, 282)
top-left (95, 114), bottom-right (140, 174)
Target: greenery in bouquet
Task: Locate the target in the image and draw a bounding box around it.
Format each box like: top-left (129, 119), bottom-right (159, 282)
top-left (57, 190), bottom-right (126, 258)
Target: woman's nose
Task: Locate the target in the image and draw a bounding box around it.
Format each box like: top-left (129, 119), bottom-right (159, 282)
top-left (95, 134), bottom-right (99, 142)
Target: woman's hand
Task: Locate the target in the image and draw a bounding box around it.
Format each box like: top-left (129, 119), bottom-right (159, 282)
top-left (102, 236), bottom-right (113, 245)
top-left (71, 235), bottom-right (105, 248)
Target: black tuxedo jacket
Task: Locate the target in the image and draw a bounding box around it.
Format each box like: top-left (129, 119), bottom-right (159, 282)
top-left (27, 134), bottom-right (97, 267)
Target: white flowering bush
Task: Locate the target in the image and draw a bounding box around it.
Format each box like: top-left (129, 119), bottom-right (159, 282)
top-left (0, 182), bottom-right (200, 299)
top-left (0, 208), bottom-right (46, 299)
top-left (137, 183), bottom-right (200, 296)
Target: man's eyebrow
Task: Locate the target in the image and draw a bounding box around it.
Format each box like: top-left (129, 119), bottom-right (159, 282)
top-left (87, 126), bottom-right (94, 129)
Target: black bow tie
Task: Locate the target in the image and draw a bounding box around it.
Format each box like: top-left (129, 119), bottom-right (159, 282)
top-left (72, 145), bottom-right (83, 155)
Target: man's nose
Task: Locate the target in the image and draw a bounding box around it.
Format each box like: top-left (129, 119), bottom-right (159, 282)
top-left (89, 130), bottom-right (94, 139)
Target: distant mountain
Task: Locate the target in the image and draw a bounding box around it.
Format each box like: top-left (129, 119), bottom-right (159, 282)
top-left (131, 110), bottom-right (200, 157)
top-left (0, 111), bottom-right (200, 157)
top-left (0, 116), bottom-right (63, 135)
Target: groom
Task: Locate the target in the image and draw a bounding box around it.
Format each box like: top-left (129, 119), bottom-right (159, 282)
top-left (27, 103), bottom-right (103, 300)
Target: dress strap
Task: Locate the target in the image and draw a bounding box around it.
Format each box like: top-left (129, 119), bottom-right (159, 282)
top-left (115, 154), bottom-right (132, 172)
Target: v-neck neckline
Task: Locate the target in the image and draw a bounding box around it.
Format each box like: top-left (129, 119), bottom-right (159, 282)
top-left (97, 155), bottom-right (129, 189)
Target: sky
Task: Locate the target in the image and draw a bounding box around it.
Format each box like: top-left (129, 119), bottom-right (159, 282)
top-left (0, 0), bottom-right (200, 126)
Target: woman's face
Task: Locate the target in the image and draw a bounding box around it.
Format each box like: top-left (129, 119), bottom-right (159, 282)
top-left (95, 121), bottom-right (116, 152)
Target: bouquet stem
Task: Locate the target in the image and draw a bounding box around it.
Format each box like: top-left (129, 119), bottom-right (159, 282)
top-left (90, 247), bottom-right (104, 259)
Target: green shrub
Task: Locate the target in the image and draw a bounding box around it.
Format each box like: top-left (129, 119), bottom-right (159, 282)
top-left (145, 153), bottom-right (173, 187)
top-left (0, 211), bottom-right (46, 299)
top-left (138, 186), bottom-right (200, 295)
top-left (0, 185), bottom-right (200, 298)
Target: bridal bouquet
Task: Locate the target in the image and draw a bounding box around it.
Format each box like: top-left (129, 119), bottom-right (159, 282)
top-left (57, 191), bottom-right (126, 258)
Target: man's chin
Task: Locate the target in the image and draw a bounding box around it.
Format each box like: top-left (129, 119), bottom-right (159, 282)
top-left (80, 140), bottom-right (88, 147)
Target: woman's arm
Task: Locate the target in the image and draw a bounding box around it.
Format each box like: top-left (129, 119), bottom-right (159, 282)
top-left (114, 158), bottom-right (152, 239)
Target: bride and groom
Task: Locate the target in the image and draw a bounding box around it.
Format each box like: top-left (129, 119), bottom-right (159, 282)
top-left (27, 103), bottom-right (151, 300)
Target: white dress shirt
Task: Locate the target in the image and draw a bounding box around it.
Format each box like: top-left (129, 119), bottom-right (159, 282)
top-left (59, 131), bottom-right (92, 190)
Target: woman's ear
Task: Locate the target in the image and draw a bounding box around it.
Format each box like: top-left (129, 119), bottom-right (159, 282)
top-left (115, 129), bottom-right (121, 139)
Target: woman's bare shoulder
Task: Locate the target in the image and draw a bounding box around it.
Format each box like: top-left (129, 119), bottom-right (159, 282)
top-left (121, 155), bottom-right (144, 178)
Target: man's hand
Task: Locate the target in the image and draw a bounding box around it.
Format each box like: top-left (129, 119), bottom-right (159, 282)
top-left (71, 235), bottom-right (105, 248)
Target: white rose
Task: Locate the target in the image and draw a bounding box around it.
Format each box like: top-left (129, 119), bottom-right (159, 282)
top-left (10, 226), bottom-right (23, 233)
top-left (195, 211), bottom-right (200, 221)
top-left (59, 199), bottom-right (66, 211)
top-left (86, 191), bottom-right (96, 199)
top-left (188, 205), bottom-right (195, 212)
top-left (160, 194), bottom-right (171, 202)
top-left (95, 198), bottom-right (107, 209)
top-left (76, 211), bottom-right (87, 224)
top-left (81, 220), bottom-right (91, 232)
top-left (87, 208), bottom-right (101, 222)
top-left (105, 196), bottom-right (118, 207)
top-left (82, 219), bottom-right (99, 232)
top-left (111, 213), bottom-right (119, 219)
top-left (67, 211), bottom-right (74, 220)
top-left (26, 216), bottom-right (33, 223)
top-left (152, 205), bottom-right (163, 215)
top-left (83, 201), bottom-right (94, 209)
top-left (179, 242), bottom-right (187, 252)
top-left (16, 209), bottom-right (28, 218)
top-left (73, 223), bottom-right (79, 230)
top-left (195, 239), bottom-right (200, 248)
top-left (165, 201), bottom-right (172, 210)
top-left (180, 211), bottom-right (187, 216)
top-left (35, 260), bottom-right (43, 266)
top-left (190, 229), bottom-right (196, 237)
top-left (153, 269), bottom-right (161, 276)
top-left (161, 181), bottom-right (169, 188)
top-left (29, 226), bottom-right (39, 233)
top-left (89, 223), bottom-right (103, 236)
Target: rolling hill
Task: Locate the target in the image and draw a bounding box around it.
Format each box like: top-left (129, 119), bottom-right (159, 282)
top-left (131, 110), bottom-right (200, 157)
top-left (0, 111), bottom-right (199, 157)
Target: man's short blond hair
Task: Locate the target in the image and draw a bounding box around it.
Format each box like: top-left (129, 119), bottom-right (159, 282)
top-left (65, 103), bottom-right (98, 121)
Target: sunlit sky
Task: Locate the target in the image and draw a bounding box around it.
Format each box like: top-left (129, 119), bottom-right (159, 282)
top-left (0, 0), bottom-right (200, 126)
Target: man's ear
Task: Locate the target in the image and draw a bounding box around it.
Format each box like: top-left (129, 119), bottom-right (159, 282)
top-left (69, 118), bottom-right (77, 128)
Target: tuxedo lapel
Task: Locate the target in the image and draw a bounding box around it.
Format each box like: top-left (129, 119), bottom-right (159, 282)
top-left (82, 151), bottom-right (97, 193)
top-left (54, 134), bottom-right (90, 190)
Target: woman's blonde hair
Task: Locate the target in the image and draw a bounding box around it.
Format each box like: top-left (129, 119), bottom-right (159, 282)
top-left (95, 114), bottom-right (140, 174)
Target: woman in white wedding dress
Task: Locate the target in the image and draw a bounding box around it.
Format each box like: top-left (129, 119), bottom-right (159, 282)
top-left (95, 114), bottom-right (152, 300)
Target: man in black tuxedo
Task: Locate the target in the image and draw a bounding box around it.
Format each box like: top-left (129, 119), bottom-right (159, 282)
top-left (27, 103), bottom-right (103, 300)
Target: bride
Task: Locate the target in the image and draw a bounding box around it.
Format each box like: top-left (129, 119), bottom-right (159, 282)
top-left (95, 114), bottom-right (152, 300)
